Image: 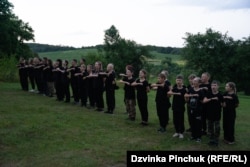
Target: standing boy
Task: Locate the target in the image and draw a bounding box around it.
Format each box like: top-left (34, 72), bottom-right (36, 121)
top-left (168, 75), bottom-right (186, 138)
top-left (203, 81), bottom-right (224, 146)
top-left (151, 73), bottom-right (171, 133)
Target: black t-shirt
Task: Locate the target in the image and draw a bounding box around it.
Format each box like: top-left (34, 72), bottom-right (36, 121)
top-left (172, 86), bottom-right (186, 111)
top-left (187, 88), bottom-right (204, 116)
top-left (206, 91), bottom-right (224, 121)
top-left (135, 79), bottom-right (149, 99)
top-left (105, 71), bottom-right (116, 91)
top-left (223, 92), bottom-right (239, 117)
top-left (93, 70), bottom-right (105, 90)
top-left (155, 82), bottom-right (171, 107)
top-left (123, 77), bottom-right (136, 99)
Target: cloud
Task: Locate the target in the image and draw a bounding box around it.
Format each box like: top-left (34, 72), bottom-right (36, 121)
top-left (154, 0), bottom-right (250, 10)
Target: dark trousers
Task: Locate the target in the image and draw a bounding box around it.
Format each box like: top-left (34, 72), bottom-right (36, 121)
top-left (208, 120), bottom-right (220, 142)
top-left (20, 73), bottom-right (29, 91)
top-left (55, 82), bottom-right (64, 100)
top-left (29, 75), bottom-right (35, 90)
top-left (95, 89), bottom-right (104, 109)
top-left (173, 109), bottom-right (185, 133)
top-left (87, 87), bottom-right (95, 107)
top-left (223, 111), bottom-right (235, 142)
top-left (187, 106), bottom-right (192, 130)
top-left (71, 78), bottom-right (79, 102)
top-left (190, 111), bottom-right (202, 139)
top-left (63, 80), bottom-right (70, 102)
top-left (201, 105), bottom-right (207, 132)
top-left (138, 97), bottom-right (148, 122)
top-left (79, 85), bottom-right (87, 106)
top-left (106, 89), bottom-right (115, 112)
top-left (156, 102), bottom-right (169, 129)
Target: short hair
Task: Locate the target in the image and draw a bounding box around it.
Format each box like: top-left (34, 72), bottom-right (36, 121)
top-left (188, 74), bottom-right (196, 79)
top-left (202, 72), bottom-right (210, 78)
top-left (161, 70), bottom-right (169, 77)
top-left (158, 73), bottom-right (166, 80)
top-left (211, 80), bottom-right (220, 85)
top-left (176, 74), bottom-right (184, 80)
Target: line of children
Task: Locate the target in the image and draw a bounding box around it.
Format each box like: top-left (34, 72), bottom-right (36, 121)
top-left (17, 60), bottom-right (240, 145)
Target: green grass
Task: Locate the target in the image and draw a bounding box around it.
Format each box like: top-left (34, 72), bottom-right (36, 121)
top-left (0, 82), bottom-right (250, 166)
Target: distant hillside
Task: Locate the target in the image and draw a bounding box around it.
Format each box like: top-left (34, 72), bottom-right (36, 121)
top-left (27, 43), bottom-right (182, 55)
top-left (27, 43), bottom-right (78, 53)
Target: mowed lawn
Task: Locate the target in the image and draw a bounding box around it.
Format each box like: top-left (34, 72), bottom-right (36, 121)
top-left (0, 82), bottom-right (250, 167)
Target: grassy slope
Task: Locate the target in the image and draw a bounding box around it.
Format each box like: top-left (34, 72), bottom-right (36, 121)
top-left (0, 82), bottom-right (250, 167)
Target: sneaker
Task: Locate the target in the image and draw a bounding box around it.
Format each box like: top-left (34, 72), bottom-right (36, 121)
top-left (227, 141), bottom-right (235, 145)
top-left (179, 134), bottom-right (184, 139)
top-left (172, 133), bottom-right (179, 138)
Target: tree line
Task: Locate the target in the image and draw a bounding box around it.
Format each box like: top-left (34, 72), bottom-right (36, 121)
top-left (1, 0), bottom-right (250, 95)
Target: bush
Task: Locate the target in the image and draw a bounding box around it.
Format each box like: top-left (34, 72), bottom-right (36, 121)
top-left (0, 56), bottom-right (19, 82)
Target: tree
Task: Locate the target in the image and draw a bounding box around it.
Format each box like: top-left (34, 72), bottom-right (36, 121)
top-left (102, 25), bottom-right (151, 76)
top-left (233, 37), bottom-right (250, 95)
top-left (0, 0), bottom-right (34, 58)
top-left (182, 28), bottom-right (237, 82)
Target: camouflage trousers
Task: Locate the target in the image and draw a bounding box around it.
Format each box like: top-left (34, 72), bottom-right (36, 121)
top-left (125, 99), bottom-right (136, 119)
top-left (207, 120), bottom-right (220, 142)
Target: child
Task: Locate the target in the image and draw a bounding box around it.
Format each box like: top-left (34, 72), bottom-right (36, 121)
top-left (200, 72), bottom-right (212, 135)
top-left (132, 69), bottom-right (150, 125)
top-left (102, 63), bottom-right (116, 114)
top-left (92, 61), bottom-right (105, 111)
top-left (151, 73), bottom-right (171, 133)
top-left (223, 82), bottom-right (239, 145)
top-left (119, 68), bottom-right (136, 121)
top-left (168, 75), bottom-right (186, 138)
top-left (203, 80), bottom-right (224, 146)
top-left (186, 74), bottom-right (196, 132)
top-left (184, 77), bottom-right (203, 142)
top-left (86, 64), bottom-right (95, 108)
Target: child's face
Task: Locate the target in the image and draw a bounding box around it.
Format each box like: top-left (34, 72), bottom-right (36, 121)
top-left (176, 79), bottom-right (183, 86)
top-left (189, 78), bottom-right (194, 84)
top-left (192, 79), bottom-right (199, 87)
top-left (126, 70), bottom-right (132, 77)
top-left (211, 83), bottom-right (218, 92)
top-left (95, 62), bottom-right (100, 70)
top-left (201, 74), bottom-right (209, 83)
top-left (87, 66), bottom-right (92, 72)
top-left (107, 65), bottom-right (112, 71)
top-left (225, 84), bottom-right (231, 92)
top-left (139, 71), bottom-right (145, 78)
top-left (80, 65), bottom-right (86, 71)
top-left (158, 77), bottom-right (164, 84)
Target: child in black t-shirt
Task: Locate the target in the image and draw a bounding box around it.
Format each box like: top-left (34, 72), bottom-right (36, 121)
top-left (185, 77), bottom-right (203, 142)
top-left (151, 73), bottom-right (171, 133)
top-left (203, 80), bottom-right (224, 146)
top-left (168, 75), bottom-right (186, 138)
top-left (132, 69), bottom-right (150, 125)
top-left (119, 68), bottom-right (136, 121)
top-left (222, 82), bottom-right (239, 145)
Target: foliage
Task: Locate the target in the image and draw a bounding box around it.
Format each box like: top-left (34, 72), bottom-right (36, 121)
top-left (233, 37), bottom-right (250, 95)
top-left (182, 28), bottom-right (237, 82)
top-left (0, 55), bottom-right (18, 82)
top-left (0, 0), bottom-right (34, 59)
top-left (102, 25), bottom-right (152, 76)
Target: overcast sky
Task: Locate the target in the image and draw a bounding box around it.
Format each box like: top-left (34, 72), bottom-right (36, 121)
top-left (9, 0), bottom-right (250, 47)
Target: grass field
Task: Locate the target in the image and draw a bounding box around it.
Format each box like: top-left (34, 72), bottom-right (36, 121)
top-left (0, 82), bottom-right (250, 167)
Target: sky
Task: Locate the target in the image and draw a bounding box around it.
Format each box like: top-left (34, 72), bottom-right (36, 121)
top-left (9, 0), bottom-right (250, 48)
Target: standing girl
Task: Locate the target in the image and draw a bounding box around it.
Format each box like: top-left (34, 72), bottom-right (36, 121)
top-left (223, 82), bottom-right (239, 145)
top-left (184, 77), bottom-right (204, 142)
top-left (132, 69), bottom-right (150, 125)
